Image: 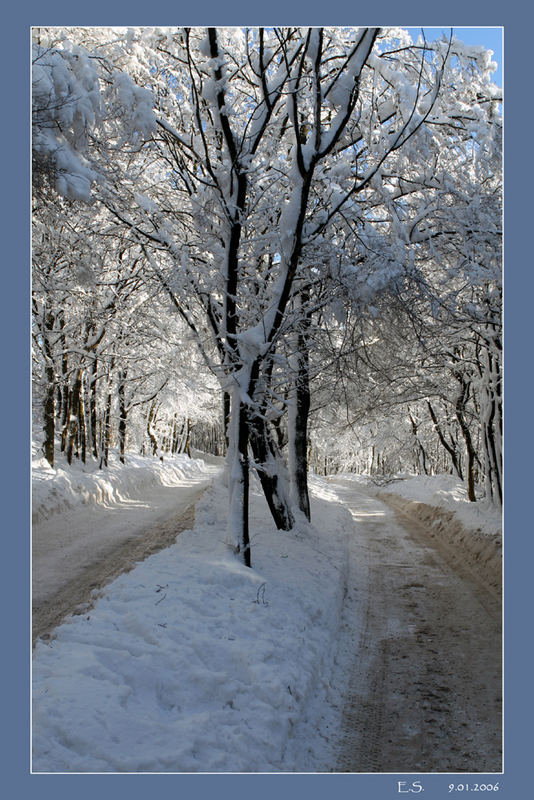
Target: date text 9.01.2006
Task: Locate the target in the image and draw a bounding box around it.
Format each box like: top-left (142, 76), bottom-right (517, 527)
top-left (448, 784), bottom-right (500, 792)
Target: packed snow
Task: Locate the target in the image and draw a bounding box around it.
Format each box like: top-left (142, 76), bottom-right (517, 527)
top-left (32, 455), bottom-right (501, 773)
top-left (32, 458), bottom-right (354, 772)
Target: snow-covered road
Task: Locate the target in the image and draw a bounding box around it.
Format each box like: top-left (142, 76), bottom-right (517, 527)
top-left (32, 462), bottom-right (220, 644)
top-left (292, 479), bottom-right (502, 773)
top-left (32, 460), bottom-right (501, 773)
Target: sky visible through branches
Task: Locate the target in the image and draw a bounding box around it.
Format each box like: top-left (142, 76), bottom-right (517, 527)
top-left (407, 27), bottom-right (502, 85)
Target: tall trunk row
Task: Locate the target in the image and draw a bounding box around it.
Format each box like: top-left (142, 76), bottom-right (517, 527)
top-left (40, 352), bottom-right (201, 469)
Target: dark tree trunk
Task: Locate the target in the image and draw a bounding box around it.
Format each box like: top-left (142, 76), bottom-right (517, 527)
top-left (484, 396), bottom-right (502, 504)
top-left (176, 419), bottom-right (187, 453)
top-left (223, 391), bottom-right (231, 453)
top-left (457, 410), bottom-right (477, 503)
top-left (409, 413), bottom-right (429, 475)
top-left (455, 381), bottom-right (477, 502)
top-left (58, 314), bottom-right (69, 434)
top-left (43, 373), bottom-right (55, 467)
top-left (249, 415), bottom-right (294, 531)
top-left (289, 301), bottom-right (312, 520)
top-left (184, 417), bottom-right (192, 457)
top-left (89, 356), bottom-right (98, 459)
top-left (60, 387), bottom-right (71, 453)
top-left (99, 378), bottom-right (112, 469)
top-left (484, 346), bottom-right (502, 505)
top-left (171, 414), bottom-right (179, 454)
top-left (118, 369), bottom-right (127, 464)
top-left (228, 396), bottom-right (252, 567)
top-left (271, 414), bottom-right (287, 451)
top-left (292, 401), bottom-right (311, 520)
top-left (238, 403), bottom-right (251, 568)
top-left (147, 400), bottom-right (159, 456)
top-left (489, 431), bottom-right (502, 503)
top-left (42, 309), bottom-right (55, 468)
top-left (65, 369), bottom-right (85, 465)
top-left (78, 373), bottom-right (87, 464)
top-left (427, 401), bottom-right (463, 480)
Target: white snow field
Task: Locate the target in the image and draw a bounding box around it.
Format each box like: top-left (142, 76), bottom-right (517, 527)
top-left (31, 455), bottom-right (501, 773)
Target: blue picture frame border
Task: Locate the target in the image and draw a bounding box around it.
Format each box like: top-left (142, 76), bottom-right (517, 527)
top-left (6, 2), bottom-right (526, 798)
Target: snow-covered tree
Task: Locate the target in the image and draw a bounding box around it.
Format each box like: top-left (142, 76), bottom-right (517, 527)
top-left (32, 28), bottom-right (156, 203)
top-left (32, 26), bottom-right (502, 565)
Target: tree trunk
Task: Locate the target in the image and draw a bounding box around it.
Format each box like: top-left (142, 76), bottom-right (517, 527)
top-left (89, 356), bottom-right (98, 459)
top-left (42, 309), bottom-right (55, 468)
top-left (172, 419), bottom-right (179, 454)
top-left (60, 388), bottom-right (71, 453)
top-left (427, 401), bottom-right (463, 480)
top-left (65, 369), bottom-right (84, 465)
top-left (227, 395), bottom-right (251, 567)
top-left (99, 375), bottom-right (112, 470)
top-left (43, 370), bottom-right (55, 467)
top-left (58, 314), bottom-right (69, 436)
top-left (485, 407), bottom-right (502, 504)
top-left (409, 413), bottom-right (429, 476)
top-left (146, 400), bottom-right (159, 456)
top-left (184, 417), bottom-right (192, 457)
top-left (455, 381), bottom-right (477, 502)
top-left (249, 415), bottom-right (294, 530)
top-left (457, 410), bottom-right (477, 502)
top-left (118, 368), bottom-right (127, 464)
top-left (238, 404), bottom-right (251, 568)
top-left (78, 372), bottom-right (87, 464)
top-left (223, 391), bottom-right (231, 453)
top-left (246, 349), bottom-right (294, 531)
top-left (288, 301), bottom-right (312, 520)
top-left (482, 344), bottom-right (502, 505)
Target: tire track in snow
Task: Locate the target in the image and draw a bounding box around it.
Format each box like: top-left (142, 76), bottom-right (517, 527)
top-left (330, 481), bottom-right (502, 773)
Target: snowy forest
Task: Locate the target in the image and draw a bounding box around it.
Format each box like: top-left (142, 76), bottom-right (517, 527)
top-left (31, 25), bottom-right (504, 775)
top-left (32, 25), bottom-right (502, 567)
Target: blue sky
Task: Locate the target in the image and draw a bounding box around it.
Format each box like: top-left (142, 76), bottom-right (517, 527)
top-left (406, 27), bottom-right (503, 86)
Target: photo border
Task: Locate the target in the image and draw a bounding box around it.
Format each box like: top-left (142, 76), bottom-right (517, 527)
top-left (6, 1), bottom-right (526, 798)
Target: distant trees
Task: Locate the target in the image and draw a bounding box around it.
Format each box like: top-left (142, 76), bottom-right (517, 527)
top-left (298, 33), bottom-right (502, 505)
top-left (306, 157), bottom-right (502, 502)
top-left (32, 196), bottom-right (219, 470)
top-left (32, 26), bottom-right (502, 565)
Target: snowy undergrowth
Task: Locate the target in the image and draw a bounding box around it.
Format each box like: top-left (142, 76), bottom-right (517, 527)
top-left (337, 473), bottom-right (502, 536)
top-left (32, 471), bottom-right (354, 773)
top-left (32, 450), bottom-right (210, 525)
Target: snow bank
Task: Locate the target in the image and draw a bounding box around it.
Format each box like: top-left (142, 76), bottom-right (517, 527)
top-left (375, 474), bottom-right (502, 537)
top-left (334, 473), bottom-right (502, 536)
top-left (372, 475), bottom-right (502, 595)
top-left (332, 474), bottom-right (502, 594)
top-left (32, 476), bottom-right (353, 773)
top-left (32, 451), bottom-right (210, 526)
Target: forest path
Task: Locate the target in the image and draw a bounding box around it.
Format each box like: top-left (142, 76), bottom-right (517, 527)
top-left (310, 480), bottom-right (501, 773)
top-left (32, 466), bottom-right (221, 647)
